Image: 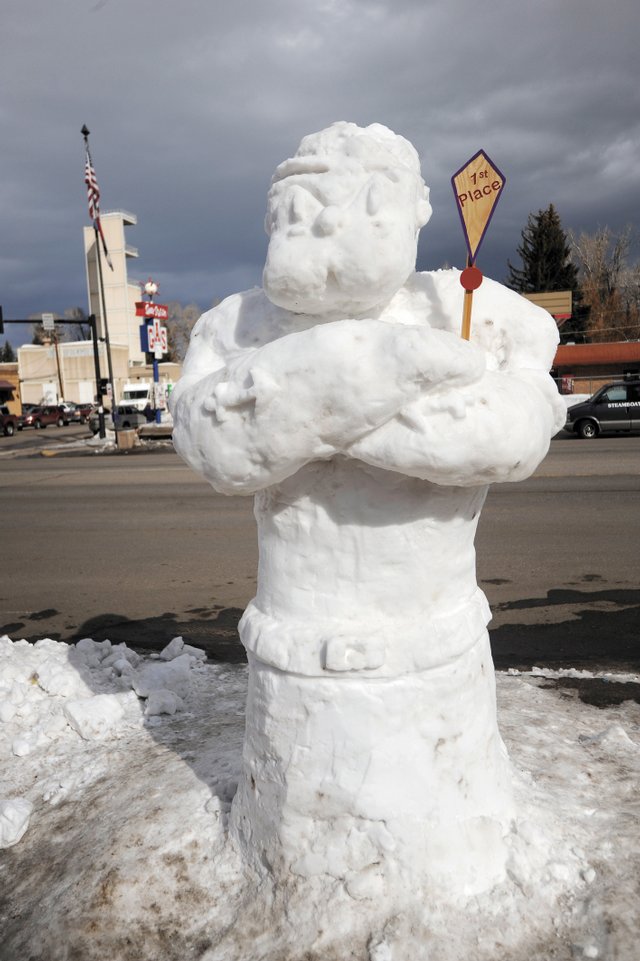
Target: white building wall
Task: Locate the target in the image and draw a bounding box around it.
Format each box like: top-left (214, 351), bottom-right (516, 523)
top-left (83, 211), bottom-right (145, 364)
top-left (18, 343), bottom-right (180, 406)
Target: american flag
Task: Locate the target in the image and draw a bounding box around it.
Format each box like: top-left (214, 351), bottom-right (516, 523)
top-left (84, 145), bottom-right (113, 271)
top-left (85, 153), bottom-right (101, 221)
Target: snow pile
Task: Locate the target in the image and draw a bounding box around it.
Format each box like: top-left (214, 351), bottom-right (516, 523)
top-left (1, 636), bottom-right (639, 961)
top-left (0, 633), bottom-right (207, 848)
top-left (85, 430), bottom-right (116, 448)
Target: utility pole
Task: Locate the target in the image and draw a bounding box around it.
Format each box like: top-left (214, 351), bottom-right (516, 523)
top-left (41, 314), bottom-right (66, 402)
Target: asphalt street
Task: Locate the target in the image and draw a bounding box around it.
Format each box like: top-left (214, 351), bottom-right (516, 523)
top-left (1, 431), bottom-right (639, 672)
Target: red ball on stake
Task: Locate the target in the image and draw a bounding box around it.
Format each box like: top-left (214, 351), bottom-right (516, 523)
top-left (460, 265), bottom-right (483, 291)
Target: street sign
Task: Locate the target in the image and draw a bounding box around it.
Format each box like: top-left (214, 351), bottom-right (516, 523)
top-left (451, 149), bottom-right (505, 264)
top-left (153, 381), bottom-right (166, 409)
top-left (42, 312), bottom-right (55, 331)
top-left (135, 302), bottom-right (168, 321)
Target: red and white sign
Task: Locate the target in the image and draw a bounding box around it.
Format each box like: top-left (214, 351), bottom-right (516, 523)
top-left (154, 382), bottom-right (167, 409)
top-left (135, 301), bottom-right (169, 321)
top-left (147, 318), bottom-right (168, 358)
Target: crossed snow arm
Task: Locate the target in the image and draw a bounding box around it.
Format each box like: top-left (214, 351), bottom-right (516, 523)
top-left (349, 367), bottom-right (566, 487)
top-left (170, 311), bottom-right (565, 494)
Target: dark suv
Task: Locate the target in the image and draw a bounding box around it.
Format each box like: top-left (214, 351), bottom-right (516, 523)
top-left (565, 380), bottom-right (640, 438)
top-left (88, 404), bottom-right (151, 434)
top-left (21, 405), bottom-right (69, 429)
top-left (0, 405), bottom-right (24, 436)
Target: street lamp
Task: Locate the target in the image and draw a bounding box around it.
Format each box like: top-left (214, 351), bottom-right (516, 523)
top-left (142, 279), bottom-right (164, 424)
top-left (143, 279), bottom-right (159, 302)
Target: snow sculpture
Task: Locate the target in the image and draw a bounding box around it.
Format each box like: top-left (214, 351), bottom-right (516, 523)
top-left (170, 122), bottom-right (565, 902)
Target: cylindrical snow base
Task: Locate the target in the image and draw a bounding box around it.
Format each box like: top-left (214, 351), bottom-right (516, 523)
top-left (231, 631), bottom-right (514, 902)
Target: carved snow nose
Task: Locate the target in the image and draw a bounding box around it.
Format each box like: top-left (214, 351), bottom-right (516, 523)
top-left (313, 205), bottom-right (342, 236)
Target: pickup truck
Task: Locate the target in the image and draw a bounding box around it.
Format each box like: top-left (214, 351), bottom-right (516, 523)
top-left (0, 405), bottom-right (24, 436)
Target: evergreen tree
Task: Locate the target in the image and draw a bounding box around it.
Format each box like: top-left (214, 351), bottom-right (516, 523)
top-left (0, 340), bottom-right (17, 362)
top-left (507, 205), bottom-right (578, 294)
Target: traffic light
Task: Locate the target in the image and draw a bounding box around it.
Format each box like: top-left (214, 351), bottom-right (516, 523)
top-left (99, 378), bottom-right (109, 394)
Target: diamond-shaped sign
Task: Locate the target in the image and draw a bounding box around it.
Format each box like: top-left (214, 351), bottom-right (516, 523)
top-left (451, 149), bottom-right (505, 263)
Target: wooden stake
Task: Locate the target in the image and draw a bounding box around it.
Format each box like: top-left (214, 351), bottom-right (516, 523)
top-left (459, 264), bottom-right (483, 341)
top-left (461, 288), bottom-right (473, 341)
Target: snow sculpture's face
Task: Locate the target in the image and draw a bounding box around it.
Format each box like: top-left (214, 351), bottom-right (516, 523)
top-left (263, 123), bottom-right (432, 316)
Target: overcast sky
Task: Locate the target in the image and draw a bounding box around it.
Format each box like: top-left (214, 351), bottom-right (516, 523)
top-left (2, 0), bottom-right (639, 345)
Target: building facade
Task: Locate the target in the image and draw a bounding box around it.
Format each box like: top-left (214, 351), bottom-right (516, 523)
top-left (552, 342), bottom-right (640, 395)
top-left (0, 363), bottom-right (20, 413)
top-left (83, 210), bottom-right (145, 365)
top-left (16, 210), bottom-right (180, 409)
top-left (18, 342), bottom-right (180, 408)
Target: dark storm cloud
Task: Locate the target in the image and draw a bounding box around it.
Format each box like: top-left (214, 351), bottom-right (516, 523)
top-left (1, 0), bottom-right (638, 339)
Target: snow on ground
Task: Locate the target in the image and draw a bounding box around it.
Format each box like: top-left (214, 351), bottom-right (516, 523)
top-left (1, 633), bottom-right (639, 961)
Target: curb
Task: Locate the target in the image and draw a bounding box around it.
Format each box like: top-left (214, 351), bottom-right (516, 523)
top-left (34, 441), bottom-right (175, 459)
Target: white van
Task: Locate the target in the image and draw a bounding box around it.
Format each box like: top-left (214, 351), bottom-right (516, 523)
top-left (121, 383), bottom-right (152, 411)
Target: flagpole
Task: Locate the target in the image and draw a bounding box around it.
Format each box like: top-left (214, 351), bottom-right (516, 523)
top-left (81, 124), bottom-right (118, 436)
top-left (93, 221), bottom-right (118, 415)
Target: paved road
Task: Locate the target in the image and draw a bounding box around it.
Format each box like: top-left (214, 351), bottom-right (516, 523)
top-left (1, 436), bottom-right (638, 670)
top-left (0, 422), bottom-right (91, 454)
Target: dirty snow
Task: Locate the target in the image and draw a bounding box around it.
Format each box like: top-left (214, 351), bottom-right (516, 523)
top-left (1, 633), bottom-right (639, 960)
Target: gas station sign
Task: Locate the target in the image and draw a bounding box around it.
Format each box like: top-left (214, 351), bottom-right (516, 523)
top-left (135, 301), bottom-right (169, 321)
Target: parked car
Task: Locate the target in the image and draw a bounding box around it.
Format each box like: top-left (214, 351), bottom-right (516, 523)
top-left (88, 404), bottom-right (152, 434)
top-left (0, 405), bottom-right (24, 436)
top-left (564, 380), bottom-right (640, 438)
top-left (58, 401), bottom-right (93, 424)
top-left (75, 403), bottom-right (94, 423)
top-left (21, 405), bottom-right (69, 429)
